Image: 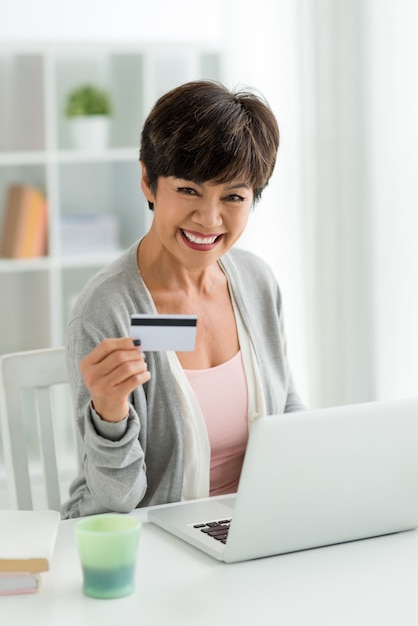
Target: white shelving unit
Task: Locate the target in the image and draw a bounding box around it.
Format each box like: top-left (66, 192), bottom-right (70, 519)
top-left (0, 42), bottom-right (221, 356)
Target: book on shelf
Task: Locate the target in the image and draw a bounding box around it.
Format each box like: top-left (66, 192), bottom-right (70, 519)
top-left (0, 183), bottom-right (48, 259)
top-left (0, 509), bottom-right (60, 595)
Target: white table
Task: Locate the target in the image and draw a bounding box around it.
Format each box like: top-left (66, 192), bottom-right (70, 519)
top-left (2, 506), bottom-right (418, 625)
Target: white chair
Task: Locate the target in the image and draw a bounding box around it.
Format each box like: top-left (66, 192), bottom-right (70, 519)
top-left (0, 347), bottom-right (77, 511)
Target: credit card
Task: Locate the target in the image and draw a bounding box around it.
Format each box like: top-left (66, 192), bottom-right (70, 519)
top-left (130, 314), bottom-right (197, 352)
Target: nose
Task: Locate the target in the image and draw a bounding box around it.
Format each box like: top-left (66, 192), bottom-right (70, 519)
top-left (191, 199), bottom-right (223, 229)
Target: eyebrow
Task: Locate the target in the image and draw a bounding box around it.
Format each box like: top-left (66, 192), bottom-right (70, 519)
top-left (224, 182), bottom-right (250, 191)
top-left (173, 177), bottom-right (250, 191)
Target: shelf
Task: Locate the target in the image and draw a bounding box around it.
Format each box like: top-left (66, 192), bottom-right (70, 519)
top-left (0, 41), bottom-right (221, 355)
top-left (54, 148), bottom-right (139, 163)
top-left (0, 152), bottom-right (47, 166)
top-left (58, 251), bottom-right (125, 268)
top-left (0, 148), bottom-right (139, 165)
top-left (0, 252), bottom-right (125, 274)
top-left (0, 257), bottom-right (51, 274)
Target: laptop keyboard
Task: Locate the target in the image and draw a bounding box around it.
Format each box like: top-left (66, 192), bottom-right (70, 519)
top-left (193, 519), bottom-right (232, 544)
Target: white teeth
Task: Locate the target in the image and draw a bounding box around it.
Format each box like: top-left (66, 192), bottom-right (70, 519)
top-left (182, 230), bottom-right (218, 245)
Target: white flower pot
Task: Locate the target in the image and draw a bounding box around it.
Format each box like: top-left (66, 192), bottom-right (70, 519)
top-left (68, 115), bottom-right (110, 150)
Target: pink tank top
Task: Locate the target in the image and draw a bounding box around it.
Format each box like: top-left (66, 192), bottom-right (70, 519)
top-left (184, 351), bottom-right (248, 496)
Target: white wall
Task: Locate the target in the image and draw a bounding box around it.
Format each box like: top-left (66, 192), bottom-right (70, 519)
top-left (0, 0), bottom-right (222, 44)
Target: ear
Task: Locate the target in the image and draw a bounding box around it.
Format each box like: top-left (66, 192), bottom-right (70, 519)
top-left (140, 162), bottom-right (155, 202)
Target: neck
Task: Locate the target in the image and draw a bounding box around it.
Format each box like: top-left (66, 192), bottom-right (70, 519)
top-left (137, 232), bottom-right (223, 295)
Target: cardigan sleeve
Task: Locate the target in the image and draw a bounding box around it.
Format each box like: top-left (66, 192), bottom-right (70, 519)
top-left (61, 315), bottom-right (147, 518)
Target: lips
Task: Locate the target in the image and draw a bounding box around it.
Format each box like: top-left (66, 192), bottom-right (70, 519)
top-left (180, 229), bottom-right (223, 250)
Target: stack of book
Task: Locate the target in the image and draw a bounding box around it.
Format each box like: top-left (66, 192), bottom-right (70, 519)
top-left (0, 183), bottom-right (48, 258)
top-left (59, 213), bottom-right (119, 255)
top-left (0, 510), bottom-right (60, 595)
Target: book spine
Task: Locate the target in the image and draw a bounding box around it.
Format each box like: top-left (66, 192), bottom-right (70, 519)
top-left (0, 185), bottom-right (21, 257)
top-left (17, 188), bottom-right (48, 258)
top-left (14, 186), bottom-right (48, 258)
top-left (0, 184), bottom-right (48, 259)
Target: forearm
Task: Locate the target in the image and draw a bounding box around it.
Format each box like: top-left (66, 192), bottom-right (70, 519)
top-left (82, 402), bottom-right (147, 513)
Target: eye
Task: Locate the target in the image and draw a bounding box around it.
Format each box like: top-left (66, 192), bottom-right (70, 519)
top-left (224, 193), bottom-right (246, 203)
top-left (177, 186), bottom-right (198, 196)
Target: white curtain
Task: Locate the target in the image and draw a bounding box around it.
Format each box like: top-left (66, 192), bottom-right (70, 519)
top-left (222, 0), bottom-right (418, 408)
top-left (368, 0), bottom-right (418, 402)
top-left (221, 0), bottom-right (310, 403)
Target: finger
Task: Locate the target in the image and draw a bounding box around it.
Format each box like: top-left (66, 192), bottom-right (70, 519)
top-left (105, 354), bottom-right (149, 388)
top-left (85, 337), bottom-right (142, 366)
top-left (112, 368), bottom-right (151, 397)
top-left (81, 338), bottom-right (145, 377)
top-left (82, 349), bottom-right (147, 391)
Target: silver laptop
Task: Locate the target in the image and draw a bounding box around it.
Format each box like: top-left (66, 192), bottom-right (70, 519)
top-left (148, 397), bottom-right (418, 563)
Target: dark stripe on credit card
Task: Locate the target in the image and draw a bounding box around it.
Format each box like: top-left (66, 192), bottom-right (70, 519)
top-left (131, 317), bottom-right (197, 327)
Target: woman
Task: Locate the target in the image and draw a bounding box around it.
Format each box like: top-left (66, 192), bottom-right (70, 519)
top-left (61, 80), bottom-right (304, 519)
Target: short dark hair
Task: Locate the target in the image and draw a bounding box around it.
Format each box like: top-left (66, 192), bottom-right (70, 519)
top-left (140, 80), bottom-right (279, 209)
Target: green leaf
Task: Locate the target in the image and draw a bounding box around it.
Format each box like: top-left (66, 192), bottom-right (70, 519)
top-left (65, 84), bottom-right (112, 117)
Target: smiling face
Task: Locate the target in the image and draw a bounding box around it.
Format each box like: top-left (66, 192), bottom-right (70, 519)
top-left (141, 167), bottom-right (253, 270)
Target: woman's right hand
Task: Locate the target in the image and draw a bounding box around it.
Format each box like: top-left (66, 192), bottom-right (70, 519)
top-left (80, 337), bottom-right (150, 423)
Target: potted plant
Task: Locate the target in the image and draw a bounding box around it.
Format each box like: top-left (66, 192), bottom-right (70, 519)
top-left (65, 84), bottom-right (112, 150)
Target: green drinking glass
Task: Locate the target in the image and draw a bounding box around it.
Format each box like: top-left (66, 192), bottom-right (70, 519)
top-left (75, 513), bottom-right (141, 599)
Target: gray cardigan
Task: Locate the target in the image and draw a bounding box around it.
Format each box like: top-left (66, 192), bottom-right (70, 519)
top-left (61, 242), bottom-right (304, 519)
